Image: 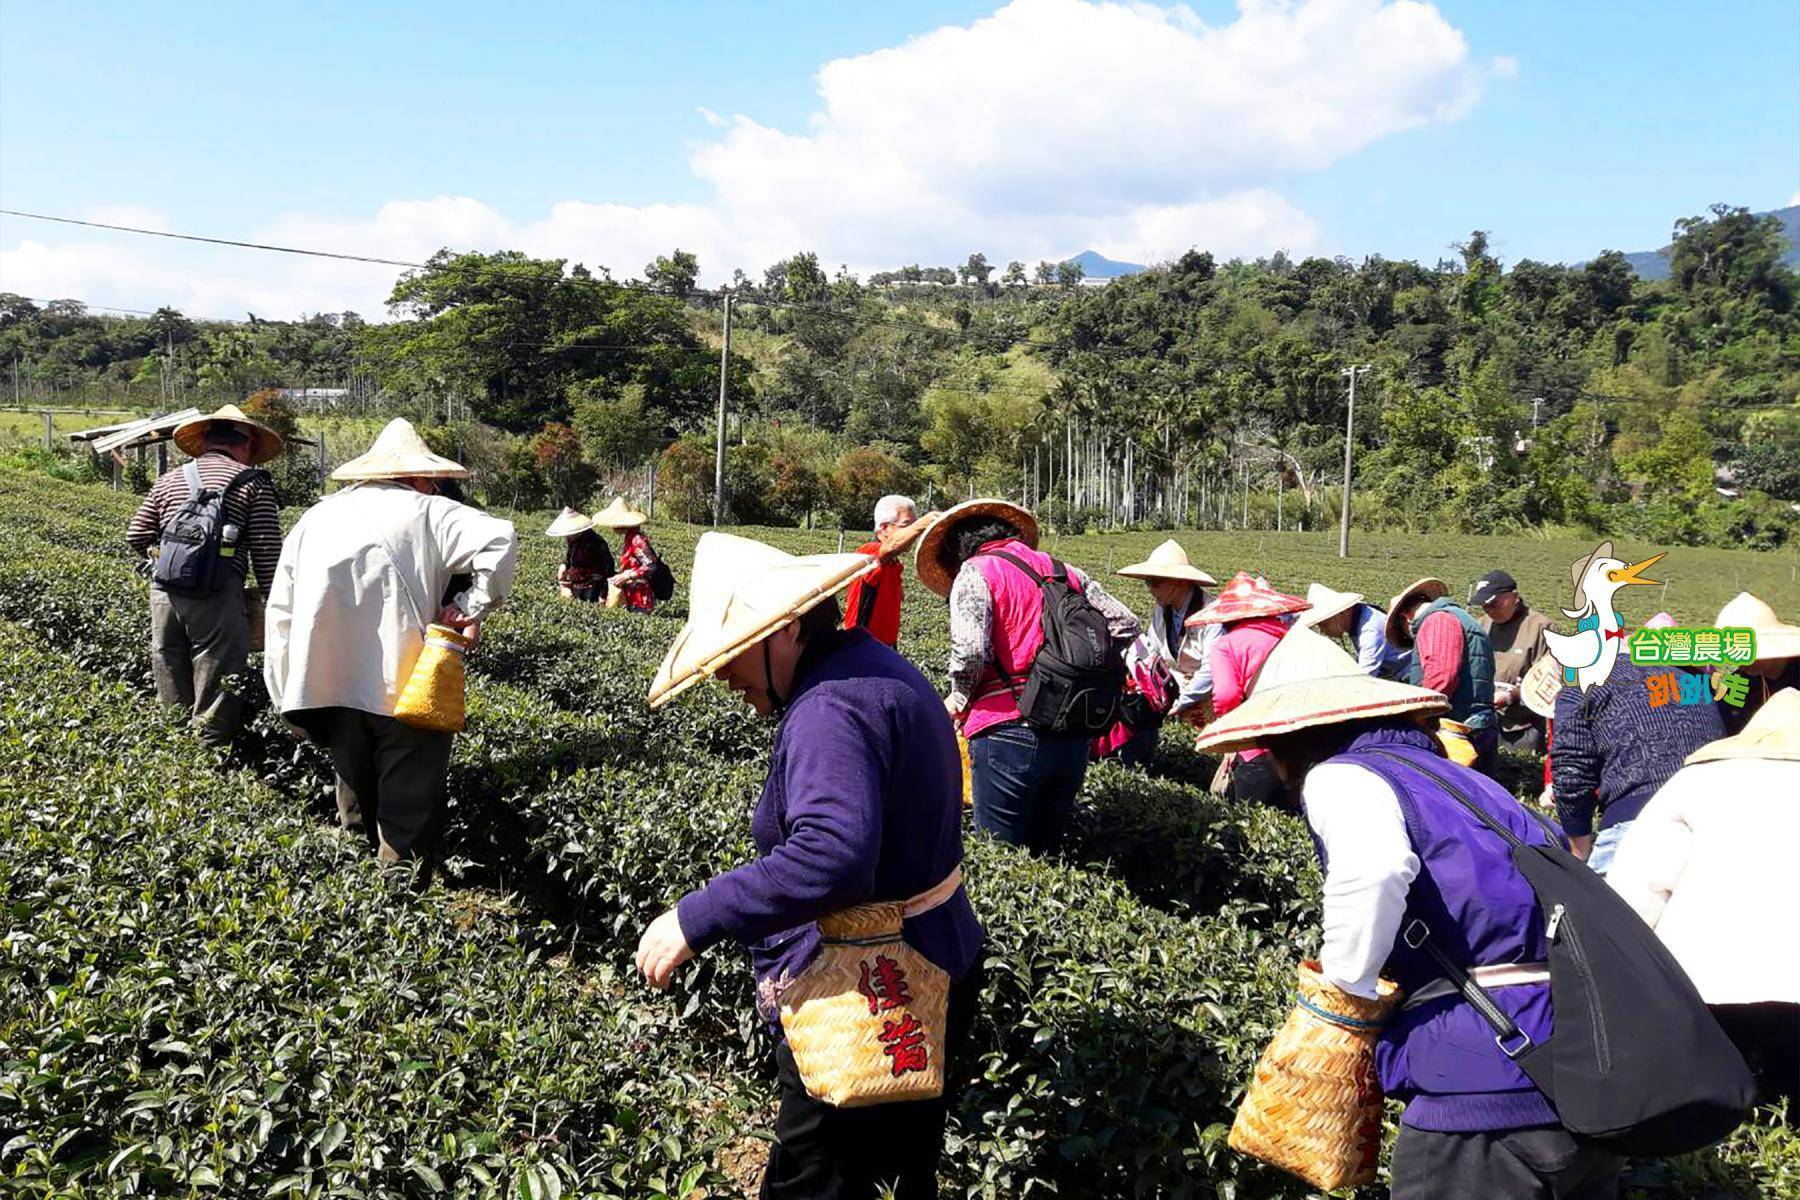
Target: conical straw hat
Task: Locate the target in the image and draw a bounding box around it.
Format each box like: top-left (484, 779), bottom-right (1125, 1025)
top-left (593, 496), bottom-right (649, 528)
top-left (1117, 539), bottom-right (1216, 585)
top-left (1685, 688), bottom-right (1800, 764)
top-left (914, 498), bottom-right (1039, 598)
top-left (331, 418), bottom-right (468, 481)
top-left (1384, 578), bottom-right (1449, 649)
top-left (172, 404), bottom-right (284, 465)
top-left (1519, 652), bottom-right (1565, 720)
top-left (1185, 572), bottom-right (1311, 627)
top-left (1714, 592), bottom-right (1800, 661)
top-left (1297, 583), bottom-right (1363, 628)
top-left (1195, 626), bottom-right (1449, 754)
top-left (648, 532), bottom-right (879, 708)
top-left (545, 507), bottom-right (594, 537)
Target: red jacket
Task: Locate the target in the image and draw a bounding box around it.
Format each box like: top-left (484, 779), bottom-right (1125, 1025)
top-left (842, 542), bottom-right (904, 646)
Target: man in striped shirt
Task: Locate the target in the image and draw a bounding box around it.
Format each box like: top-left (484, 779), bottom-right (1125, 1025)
top-left (126, 404), bottom-right (284, 747)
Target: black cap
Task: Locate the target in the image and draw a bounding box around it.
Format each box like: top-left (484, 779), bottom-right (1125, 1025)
top-left (1471, 570), bottom-right (1518, 608)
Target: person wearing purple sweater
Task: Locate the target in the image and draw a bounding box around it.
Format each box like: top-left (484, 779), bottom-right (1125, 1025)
top-left (1198, 627), bottom-right (1622, 1200)
top-left (635, 532), bottom-right (983, 1200)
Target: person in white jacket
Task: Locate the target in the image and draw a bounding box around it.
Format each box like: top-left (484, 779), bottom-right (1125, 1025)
top-left (1606, 687), bottom-right (1800, 1103)
top-left (265, 420), bottom-right (517, 879)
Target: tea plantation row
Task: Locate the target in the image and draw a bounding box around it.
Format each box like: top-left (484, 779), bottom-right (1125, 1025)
top-left (1, 468), bottom-right (1792, 1198)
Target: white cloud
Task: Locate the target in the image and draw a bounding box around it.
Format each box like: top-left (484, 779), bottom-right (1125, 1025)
top-left (1, 0), bottom-right (1495, 319)
top-left (1788, 189), bottom-right (1800, 207)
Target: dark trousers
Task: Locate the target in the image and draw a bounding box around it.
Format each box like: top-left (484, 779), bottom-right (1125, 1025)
top-left (149, 584), bottom-right (250, 747)
top-left (1472, 723), bottom-right (1501, 778)
top-left (1390, 1124), bottom-right (1622, 1200)
top-left (762, 966), bottom-right (983, 1200)
top-left (968, 722), bottom-right (1089, 854)
top-left (1228, 754), bottom-right (1286, 809)
top-left (1713, 1001), bottom-right (1800, 1105)
top-left (317, 707), bottom-right (454, 875)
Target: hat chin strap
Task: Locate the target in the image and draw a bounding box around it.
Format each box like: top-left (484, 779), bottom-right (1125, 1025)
top-left (763, 639), bottom-right (787, 716)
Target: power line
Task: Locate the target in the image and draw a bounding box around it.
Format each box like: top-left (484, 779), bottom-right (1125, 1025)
top-left (0, 206), bottom-right (1138, 358)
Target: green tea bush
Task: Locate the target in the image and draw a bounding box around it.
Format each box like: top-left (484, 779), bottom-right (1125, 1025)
top-left (2, 468), bottom-right (1792, 1198)
top-left (0, 628), bottom-right (754, 1199)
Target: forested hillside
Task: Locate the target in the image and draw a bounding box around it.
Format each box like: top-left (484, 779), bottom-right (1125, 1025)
top-left (3, 202), bottom-right (1795, 548)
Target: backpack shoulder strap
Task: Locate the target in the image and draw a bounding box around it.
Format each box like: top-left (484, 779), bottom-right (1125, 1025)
top-left (219, 466), bottom-right (270, 498)
top-left (1361, 747), bottom-right (1524, 850)
top-left (981, 549), bottom-right (1047, 587)
top-left (182, 460), bottom-right (201, 498)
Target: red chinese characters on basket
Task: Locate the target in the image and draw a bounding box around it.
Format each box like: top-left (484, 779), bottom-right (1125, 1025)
top-left (858, 954), bottom-right (914, 1014)
top-left (859, 954), bottom-right (931, 1076)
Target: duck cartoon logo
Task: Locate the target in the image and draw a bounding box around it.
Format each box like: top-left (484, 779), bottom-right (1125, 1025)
top-left (1543, 540), bottom-right (1665, 691)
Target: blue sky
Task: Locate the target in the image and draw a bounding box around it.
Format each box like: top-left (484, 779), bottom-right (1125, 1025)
top-left (1, 1), bottom-right (1795, 318)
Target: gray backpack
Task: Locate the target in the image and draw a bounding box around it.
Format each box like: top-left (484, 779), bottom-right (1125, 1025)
top-left (152, 462), bottom-right (268, 592)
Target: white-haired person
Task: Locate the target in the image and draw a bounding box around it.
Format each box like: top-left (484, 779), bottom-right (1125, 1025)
top-left (634, 532), bottom-right (982, 1199)
top-left (841, 493), bottom-right (928, 647)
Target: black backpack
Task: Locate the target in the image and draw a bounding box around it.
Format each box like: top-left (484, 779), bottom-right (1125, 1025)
top-left (649, 557), bottom-right (676, 602)
top-left (981, 550), bottom-right (1124, 738)
top-left (1366, 749), bottom-right (1755, 1156)
top-left (152, 462), bottom-right (270, 593)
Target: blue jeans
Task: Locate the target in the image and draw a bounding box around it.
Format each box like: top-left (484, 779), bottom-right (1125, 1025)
top-left (968, 722), bottom-right (1089, 855)
top-left (1587, 820), bottom-right (1633, 876)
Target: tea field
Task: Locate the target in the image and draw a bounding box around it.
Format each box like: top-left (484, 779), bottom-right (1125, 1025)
top-left (0, 465), bottom-right (1794, 1199)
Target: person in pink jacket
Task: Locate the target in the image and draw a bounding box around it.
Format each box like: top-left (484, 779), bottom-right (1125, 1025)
top-left (1186, 573), bottom-right (1312, 808)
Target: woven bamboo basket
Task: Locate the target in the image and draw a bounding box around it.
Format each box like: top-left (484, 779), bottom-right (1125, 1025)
top-left (957, 733), bottom-right (973, 809)
top-left (778, 902), bottom-right (949, 1108)
top-left (1435, 718), bottom-right (1478, 767)
top-left (394, 624), bottom-right (472, 733)
top-left (1229, 960), bottom-right (1402, 1191)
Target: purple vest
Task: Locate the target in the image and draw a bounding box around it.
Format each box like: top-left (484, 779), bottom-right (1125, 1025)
top-left (1321, 726), bottom-right (1560, 1132)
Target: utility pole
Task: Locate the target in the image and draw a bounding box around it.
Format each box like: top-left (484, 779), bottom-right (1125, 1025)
top-left (1338, 364), bottom-right (1371, 558)
top-left (1531, 396), bottom-right (1544, 429)
top-left (712, 290), bottom-right (732, 527)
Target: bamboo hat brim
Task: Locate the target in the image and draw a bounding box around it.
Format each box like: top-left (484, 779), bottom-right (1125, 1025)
top-left (1297, 584), bottom-right (1363, 628)
top-left (545, 507), bottom-right (594, 537)
top-left (880, 510), bottom-right (940, 556)
top-left (1117, 539), bottom-right (1216, 585)
top-left (1384, 578), bottom-right (1449, 649)
top-left (332, 418), bottom-right (468, 481)
top-left (172, 404), bottom-right (284, 465)
top-left (1685, 689), bottom-right (1800, 764)
top-left (914, 498), bottom-right (1039, 598)
top-left (648, 532), bottom-right (878, 709)
top-left (1195, 625), bottom-right (1449, 754)
top-left (593, 496), bottom-right (650, 528)
top-left (1714, 592), bottom-right (1800, 661)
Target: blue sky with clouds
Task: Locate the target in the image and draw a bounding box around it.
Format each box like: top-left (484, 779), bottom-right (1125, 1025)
top-left (2, 0), bottom-right (1794, 318)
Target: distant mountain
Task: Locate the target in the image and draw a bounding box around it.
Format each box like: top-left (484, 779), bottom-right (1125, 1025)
top-left (1067, 249), bottom-right (1145, 278)
top-left (1618, 204), bottom-right (1800, 280)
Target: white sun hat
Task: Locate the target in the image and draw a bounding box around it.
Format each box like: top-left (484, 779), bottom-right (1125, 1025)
top-left (1713, 592), bottom-right (1800, 662)
top-left (1195, 625), bottom-right (1448, 754)
top-left (1297, 583), bottom-right (1364, 629)
top-left (331, 418), bottom-right (468, 481)
top-left (1116, 539), bottom-right (1217, 586)
top-left (1685, 688), bottom-right (1800, 764)
top-left (647, 532), bottom-right (879, 708)
top-left (545, 507), bottom-right (594, 538)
